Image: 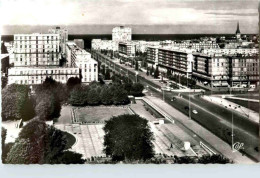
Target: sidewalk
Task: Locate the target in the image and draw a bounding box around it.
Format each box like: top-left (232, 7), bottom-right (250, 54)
top-left (144, 96), bottom-right (256, 164)
top-left (201, 95), bottom-right (259, 124)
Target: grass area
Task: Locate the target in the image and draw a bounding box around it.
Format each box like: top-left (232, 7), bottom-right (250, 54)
top-left (74, 107), bottom-right (130, 123)
top-left (63, 131), bottom-right (76, 150)
top-left (225, 98), bottom-right (259, 113)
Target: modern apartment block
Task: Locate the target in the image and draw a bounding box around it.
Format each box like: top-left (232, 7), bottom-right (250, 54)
top-left (118, 42), bottom-right (136, 58)
top-left (11, 33), bottom-right (60, 67)
top-left (192, 54), bottom-right (230, 87)
top-left (192, 53), bottom-right (259, 87)
top-left (202, 48), bottom-right (258, 56)
top-left (48, 27), bottom-right (68, 56)
top-left (66, 42), bottom-right (98, 83)
top-left (146, 46), bottom-right (159, 66)
top-left (147, 46), bottom-right (194, 77)
top-left (8, 67), bottom-right (79, 85)
top-left (158, 47), bottom-right (194, 77)
top-left (8, 32), bottom-right (98, 85)
top-left (112, 26), bottom-right (132, 42)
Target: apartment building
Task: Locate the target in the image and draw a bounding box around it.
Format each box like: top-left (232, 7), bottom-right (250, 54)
top-left (48, 27), bottom-right (68, 56)
top-left (146, 46), bottom-right (159, 66)
top-left (91, 39), bottom-right (118, 51)
top-left (112, 26), bottom-right (132, 42)
top-left (157, 47), bottom-right (194, 77)
top-left (11, 33), bottom-right (60, 67)
top-left (118, 42), bottom-right (136, 58)
top-left (8, 32), bottom-right (98, 85)
top-left (66, 42), bottom-right (98, 83)
top-left (192, 53), bottom-right (259, 87)
top-left (192, 54), bottom-right (230, 87)
top-left (8, 67), bottom-right (79, 85)
top-left (202, 48), bottom-right (258, 56)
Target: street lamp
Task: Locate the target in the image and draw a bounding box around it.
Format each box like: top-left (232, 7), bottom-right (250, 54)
top-left (135, 71), bottom-right (138, 83)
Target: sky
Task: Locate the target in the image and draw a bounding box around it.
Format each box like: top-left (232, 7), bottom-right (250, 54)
top-left (0, 0), bottom-right (258, 34)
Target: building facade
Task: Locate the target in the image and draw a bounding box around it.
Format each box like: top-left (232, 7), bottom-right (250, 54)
top-left (11, 33), bottom-right (60, 67)
top-left (112, 26), bottom-right (132, 42)
top-left (192, 53), bottom-right (259, 87)
top-left (66, 42), bottom-right (98, 83)
top-left (118, 42), bottom-right (136, 58)
top-left (8, 67), bottom-right (79, 85)
top-left (48, 27), bottom-right (68, 56)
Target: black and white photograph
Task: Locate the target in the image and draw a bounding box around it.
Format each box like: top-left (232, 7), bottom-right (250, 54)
top-left (0, 0), bottom-right (259, 165)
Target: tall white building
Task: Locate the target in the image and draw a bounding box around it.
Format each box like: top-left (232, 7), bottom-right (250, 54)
top-left (11, 33), bottom-right (60, 67)
top-left (112, 26), bottom-right (132, 42)
top-left (66, 42), bottom-right (98, 83)
top-left (48, 27), bottom-right (68, 56)
top-left (8, 32), bottom-right (98, 85)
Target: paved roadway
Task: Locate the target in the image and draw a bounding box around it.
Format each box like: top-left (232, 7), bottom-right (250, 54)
top-left (92, 51), bottom-right (259, 162)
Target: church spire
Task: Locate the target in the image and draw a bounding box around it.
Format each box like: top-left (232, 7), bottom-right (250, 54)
top-left (236, 21), bottom-right (240, 34)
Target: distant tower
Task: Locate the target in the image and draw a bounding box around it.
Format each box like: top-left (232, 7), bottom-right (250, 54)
top-left (236, 21), bottom-right (241, 39)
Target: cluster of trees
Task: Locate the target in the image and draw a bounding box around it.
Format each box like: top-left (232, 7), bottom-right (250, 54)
top-left (2, 77), bottom-right (69, 122)
top-left (173, 154), bottom-right (231, 164)
top-left (111, 73), bottom-right (144, 97)
top-left (147, 66), bottom-right (160, 79)
top-left (103, 114), bottom-right (154, 162)
top-left (4, 119), bottom-right (85, 164)
top-left (168, 74), bottom-right (196, 88)
top-left (69, 81), bottom-right (130, 106)
top-left (100, 65), bottom-right (111, 80)
top-left (2, 84), bottom-right (35, 121)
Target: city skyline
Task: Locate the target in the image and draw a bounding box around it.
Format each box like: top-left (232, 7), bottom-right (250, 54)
top-left (0, 0), bottom-right (258, 35)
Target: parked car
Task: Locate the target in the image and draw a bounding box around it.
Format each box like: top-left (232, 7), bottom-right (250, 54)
top-left (171, 97), bottom-right (177, 101)
top-left (192, 110), bottom-right (198, 114)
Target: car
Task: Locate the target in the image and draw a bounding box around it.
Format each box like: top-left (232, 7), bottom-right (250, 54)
top-left (192, 110), bottom-right (198, 114)
top-left (171, 97), bottom-right (177, 101)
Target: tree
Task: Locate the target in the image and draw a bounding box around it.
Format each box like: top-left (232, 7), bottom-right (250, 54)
top-left (105, 68), bottom-right (111, 80)
top-left (150, 65), bottom-right (154, 75)
top-left (166, 69), bottom-right (172, 78)
top-left (130, 83), bottom-right (144, 97)
top-left (6, 139), bottom-right (33, 164)
top-left (154, 66), bottom-right (159, 79)
top-left (6, 119), bottom-right (84, 164)
top-left (135, 61), bottom-right (139, 71)
top-left (87, 88), bottom-right (100, 105)
top-left (2, 127), bottom-right (7, 152)
top-left (66, 77), bottom-right (81, 92)
top-left (100, 86), bottom-right (114, 105)
top-left (112, 86), bottom-right (129, 105)
top-left (103, 114), bottom-right (154, 162)
top-left (35, 92), bottom-right (61, 121)
top-left (68, 85), bottom-right (88, 106)
top-left (57, 151), bottom-right (85, 164)
top-left (198, 154), bottom-right (231, 164)
top-left (1, 84), bottom-right (35, 121)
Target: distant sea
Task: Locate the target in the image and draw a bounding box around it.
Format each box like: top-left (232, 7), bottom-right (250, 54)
top-left (1, 34), bottom-right (246, 49)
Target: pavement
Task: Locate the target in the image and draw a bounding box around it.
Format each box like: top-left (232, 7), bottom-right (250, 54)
top-left (144, 96), bottom-right (256, 164)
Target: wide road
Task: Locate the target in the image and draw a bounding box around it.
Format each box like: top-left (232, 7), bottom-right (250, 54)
top-left (91, 51), bottom-right (259, 162)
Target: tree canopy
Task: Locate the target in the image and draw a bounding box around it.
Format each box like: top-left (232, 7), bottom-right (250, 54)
top-left (6, 119), bottom-right (85, 164)
top-left (1, 84), bottom-right (35, 121)
top-left (103, 114), bottom-right (154, 162)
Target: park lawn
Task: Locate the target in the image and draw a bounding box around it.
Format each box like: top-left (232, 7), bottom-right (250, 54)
top-left (225, 98), bottom-right (259, 113)
top-left (74, 106), bottom-right (131, 123)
